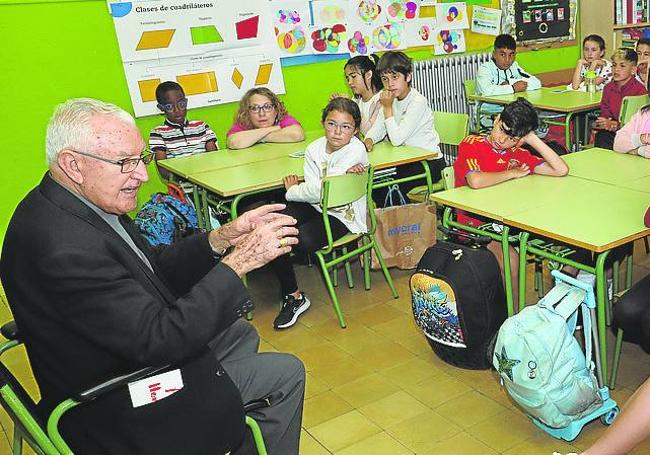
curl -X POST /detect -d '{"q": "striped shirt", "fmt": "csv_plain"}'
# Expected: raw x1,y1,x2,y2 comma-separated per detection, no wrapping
149,119,217,159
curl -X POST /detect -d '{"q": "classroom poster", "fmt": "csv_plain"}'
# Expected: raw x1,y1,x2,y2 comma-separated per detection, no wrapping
404,18,437,48
433,28,466,54
471,5,501,36
270,0,312,57
383,0,419,23
435,2,470,30
108,0,283,117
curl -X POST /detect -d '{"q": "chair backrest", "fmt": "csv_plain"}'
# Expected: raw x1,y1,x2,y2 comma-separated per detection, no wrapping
433,112,469,146
441,166,455,190
321,170,368,209
463,79,476,100
620,94,650,126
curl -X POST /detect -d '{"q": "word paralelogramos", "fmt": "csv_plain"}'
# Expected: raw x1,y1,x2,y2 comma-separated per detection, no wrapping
135,2,214,13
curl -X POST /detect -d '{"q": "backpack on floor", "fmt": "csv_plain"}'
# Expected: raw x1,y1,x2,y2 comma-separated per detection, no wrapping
410,233,507,369
493,278,602,429
135,190,199,246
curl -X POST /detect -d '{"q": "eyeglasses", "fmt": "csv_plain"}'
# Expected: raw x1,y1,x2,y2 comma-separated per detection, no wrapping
324,120,355,134
71,149,154,173
248,103,275,114
157,99,188,112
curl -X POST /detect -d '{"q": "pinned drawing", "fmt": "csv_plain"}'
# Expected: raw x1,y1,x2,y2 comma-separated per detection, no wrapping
176,72,218,95
435,2,470,30
403,18,435,47
356,0,382,24
255,63,273,85
385,1,418,22
138,78,161,102
231,68,244,89
347,29,372,56
276,27,307,54
312,1,348,26
236,15,260,40
136,29,175,50
191,26,224,45
372,23,403,50
434,29,466,55
310,24,347,53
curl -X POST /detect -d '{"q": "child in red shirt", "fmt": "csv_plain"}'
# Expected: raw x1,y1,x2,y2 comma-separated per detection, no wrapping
453,98,569,302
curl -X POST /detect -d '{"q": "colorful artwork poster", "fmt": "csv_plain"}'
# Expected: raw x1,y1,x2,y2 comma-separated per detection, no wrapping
433,28,465,55
270,0,312,57
355,0,384,25
109,0,273,62
382,0,419,23
311,0,349,27
371,22,405,52
124,49,284,117
435,2,469,30
471,6,501,36
404,18,436,48
346,25,374,56
309,23,348,54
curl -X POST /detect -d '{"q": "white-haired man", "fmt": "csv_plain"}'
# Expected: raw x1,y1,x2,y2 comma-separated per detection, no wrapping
1,98,305,454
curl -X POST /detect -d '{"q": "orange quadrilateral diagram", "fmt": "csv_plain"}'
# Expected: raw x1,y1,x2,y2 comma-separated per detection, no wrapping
138,78,162,102
254,64,273,85
176,72,218,95
136,29,176,50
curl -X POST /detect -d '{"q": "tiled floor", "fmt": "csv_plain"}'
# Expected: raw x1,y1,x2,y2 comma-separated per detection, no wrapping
0,242,650,454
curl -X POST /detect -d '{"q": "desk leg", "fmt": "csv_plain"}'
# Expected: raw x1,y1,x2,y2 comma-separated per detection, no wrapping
192,186,205,229
500,227,514,317
518,232,529,314
595,251,610,385
565,112,574,152
421,160,433,194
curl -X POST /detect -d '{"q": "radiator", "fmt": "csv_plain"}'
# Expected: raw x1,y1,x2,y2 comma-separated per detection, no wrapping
412,52,491,164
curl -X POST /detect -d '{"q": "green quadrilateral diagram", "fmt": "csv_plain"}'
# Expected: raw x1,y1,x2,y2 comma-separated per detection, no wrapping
191,25,224,45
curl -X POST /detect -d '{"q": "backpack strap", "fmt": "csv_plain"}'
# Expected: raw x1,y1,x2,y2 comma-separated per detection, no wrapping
538,282,586,321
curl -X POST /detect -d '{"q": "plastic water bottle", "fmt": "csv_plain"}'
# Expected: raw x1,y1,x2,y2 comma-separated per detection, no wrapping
585,70,597,94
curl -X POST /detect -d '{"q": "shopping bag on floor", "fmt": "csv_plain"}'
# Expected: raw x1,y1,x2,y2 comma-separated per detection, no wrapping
370,201,437,270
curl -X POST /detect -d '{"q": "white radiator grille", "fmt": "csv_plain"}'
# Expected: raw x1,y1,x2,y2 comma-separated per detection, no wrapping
413,52,491,114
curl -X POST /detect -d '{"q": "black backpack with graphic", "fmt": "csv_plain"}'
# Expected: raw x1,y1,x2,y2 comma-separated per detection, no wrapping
410,232,506,369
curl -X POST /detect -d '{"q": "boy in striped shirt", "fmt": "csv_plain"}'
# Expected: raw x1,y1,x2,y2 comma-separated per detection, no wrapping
149,81,217,180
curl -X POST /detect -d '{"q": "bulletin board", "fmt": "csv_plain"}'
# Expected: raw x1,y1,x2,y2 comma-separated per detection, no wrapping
501,0,577,48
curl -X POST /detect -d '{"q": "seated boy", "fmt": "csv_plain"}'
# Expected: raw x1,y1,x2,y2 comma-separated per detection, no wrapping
636,38,650,86
149,81,218,180
476,34,542,128
453,98,569,302
594,48,647,149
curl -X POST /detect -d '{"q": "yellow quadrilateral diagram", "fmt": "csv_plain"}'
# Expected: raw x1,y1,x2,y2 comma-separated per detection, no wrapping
254,63,273,86
138,78,161,102
231,68,244,89
176,72,218,95
136,29,176,50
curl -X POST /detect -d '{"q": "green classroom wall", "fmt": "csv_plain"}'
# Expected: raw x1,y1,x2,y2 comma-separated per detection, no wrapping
0,0,579,247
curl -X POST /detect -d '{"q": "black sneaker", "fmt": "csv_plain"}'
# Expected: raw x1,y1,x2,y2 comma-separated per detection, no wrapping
273,293,311,329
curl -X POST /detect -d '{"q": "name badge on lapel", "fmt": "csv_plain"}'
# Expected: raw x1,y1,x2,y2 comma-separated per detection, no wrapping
128,369,184,408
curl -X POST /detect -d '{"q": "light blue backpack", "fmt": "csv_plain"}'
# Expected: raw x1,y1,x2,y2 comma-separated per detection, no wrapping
493,278,603,429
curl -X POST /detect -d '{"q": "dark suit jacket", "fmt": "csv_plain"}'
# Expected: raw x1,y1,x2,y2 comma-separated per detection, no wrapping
1,173,252,454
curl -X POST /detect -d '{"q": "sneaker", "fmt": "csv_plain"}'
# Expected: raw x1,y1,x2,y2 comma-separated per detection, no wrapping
274,293,311,329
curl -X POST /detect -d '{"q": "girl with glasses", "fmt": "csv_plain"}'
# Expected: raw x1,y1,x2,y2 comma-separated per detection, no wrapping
149,81,218,181
266,97,369,329
226,87,305,150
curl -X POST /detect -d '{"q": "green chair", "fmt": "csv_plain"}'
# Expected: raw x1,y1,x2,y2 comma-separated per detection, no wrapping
463,79,479,132
0,321,267,455
315,167,399,328
407,112,469,203
619,94,650,126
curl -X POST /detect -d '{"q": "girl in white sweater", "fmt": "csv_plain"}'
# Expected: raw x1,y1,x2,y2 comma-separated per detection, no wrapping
269,97,370,329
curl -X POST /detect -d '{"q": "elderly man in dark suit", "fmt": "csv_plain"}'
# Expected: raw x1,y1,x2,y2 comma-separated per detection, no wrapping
0,98,305,454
